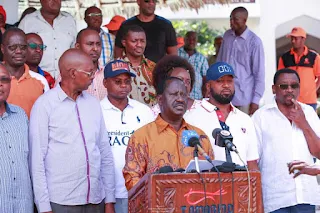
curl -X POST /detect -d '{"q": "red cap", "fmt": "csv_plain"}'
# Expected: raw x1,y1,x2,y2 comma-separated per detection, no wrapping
0,6,6,23
286,27,307,38
104,15,126,31
177,37,184,48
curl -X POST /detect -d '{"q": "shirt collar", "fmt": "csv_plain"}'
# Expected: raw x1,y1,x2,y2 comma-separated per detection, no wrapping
290,45,309,56
5,102,18,114
122,55,150,68
11,64,31,82
101,96,134,111
36,10,66,21
56,83,70,102
264,97,306,112
232,26,250,40
200,98,236,113
155,114,189,134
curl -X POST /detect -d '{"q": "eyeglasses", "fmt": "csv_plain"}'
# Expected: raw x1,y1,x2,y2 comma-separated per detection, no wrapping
277,83,300,90
0,76,11,84
28,43,47,51
144,0,157,3
87,13,102,17
7,44,27,51
76,69,95,78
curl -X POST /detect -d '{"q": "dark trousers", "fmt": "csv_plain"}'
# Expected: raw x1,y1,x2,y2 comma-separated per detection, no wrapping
270,204,315,213
50,201,105,213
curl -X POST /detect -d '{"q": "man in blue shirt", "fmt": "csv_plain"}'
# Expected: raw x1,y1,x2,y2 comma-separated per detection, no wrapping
0,63,33,213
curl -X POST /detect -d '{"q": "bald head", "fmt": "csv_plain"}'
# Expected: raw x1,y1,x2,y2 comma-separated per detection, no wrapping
59,49,93,77
76,28,99,43
231,7,248,18
2,28,26,45
26,33,42,41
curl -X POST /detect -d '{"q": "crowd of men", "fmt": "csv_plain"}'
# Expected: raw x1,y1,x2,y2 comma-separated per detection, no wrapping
1,0,320,213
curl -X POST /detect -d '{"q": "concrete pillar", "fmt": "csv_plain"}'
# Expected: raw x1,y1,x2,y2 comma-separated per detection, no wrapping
0,0,19,25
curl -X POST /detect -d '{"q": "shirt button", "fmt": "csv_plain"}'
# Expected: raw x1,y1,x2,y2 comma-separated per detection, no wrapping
9,146,11,148
12,161,14,164
13,177,16,180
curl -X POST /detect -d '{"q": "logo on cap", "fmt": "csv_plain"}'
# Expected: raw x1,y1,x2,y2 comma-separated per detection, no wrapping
111,61,129,72
218,65,233,74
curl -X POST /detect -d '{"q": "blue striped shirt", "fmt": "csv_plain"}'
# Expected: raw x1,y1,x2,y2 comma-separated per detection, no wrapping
0,103,33,213
178,48,209,100
99,29,114,67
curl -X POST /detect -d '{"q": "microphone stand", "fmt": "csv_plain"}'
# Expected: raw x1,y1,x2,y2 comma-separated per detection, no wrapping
193,146,200,173
225,147,233,163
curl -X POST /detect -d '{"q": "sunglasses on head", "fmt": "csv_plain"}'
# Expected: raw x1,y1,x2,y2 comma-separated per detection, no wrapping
28,43,47,50
277,83,300,90
87,13,102,17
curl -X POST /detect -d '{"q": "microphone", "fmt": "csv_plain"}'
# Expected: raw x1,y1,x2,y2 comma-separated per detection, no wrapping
153,166,174,174
212,128,238,154
182,130,212,163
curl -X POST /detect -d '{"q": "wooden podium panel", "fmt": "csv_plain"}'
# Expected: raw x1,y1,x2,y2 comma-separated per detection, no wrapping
128,172,262,213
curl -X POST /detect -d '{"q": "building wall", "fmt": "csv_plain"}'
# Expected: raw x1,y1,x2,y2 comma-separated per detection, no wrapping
0,0,18,24
259,0,320,104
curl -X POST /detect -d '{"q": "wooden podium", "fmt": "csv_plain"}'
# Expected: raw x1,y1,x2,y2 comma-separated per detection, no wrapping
128,171,262,213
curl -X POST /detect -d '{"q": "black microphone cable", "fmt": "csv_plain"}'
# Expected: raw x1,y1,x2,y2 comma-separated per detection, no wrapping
210,162,223,213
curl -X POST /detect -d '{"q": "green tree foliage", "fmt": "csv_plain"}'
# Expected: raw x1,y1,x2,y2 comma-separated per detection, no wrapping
172,20,225,57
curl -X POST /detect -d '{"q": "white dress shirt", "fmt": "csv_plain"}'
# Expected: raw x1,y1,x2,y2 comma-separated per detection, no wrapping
100,97,154,198
252,99,320,212
29,85,115,212
184,99,259,166
19,11,77,78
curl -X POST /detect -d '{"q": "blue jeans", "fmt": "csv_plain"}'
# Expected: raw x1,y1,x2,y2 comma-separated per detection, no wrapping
271,204,315,213
114,198,128,213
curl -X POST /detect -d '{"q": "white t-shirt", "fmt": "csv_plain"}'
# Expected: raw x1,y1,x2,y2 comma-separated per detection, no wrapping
252,99,320,212
100,97,154,198
184,99,259,166
29,71,50,92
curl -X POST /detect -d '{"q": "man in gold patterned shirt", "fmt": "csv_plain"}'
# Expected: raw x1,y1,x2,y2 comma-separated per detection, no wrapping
120,25,156,106
123,77,214,190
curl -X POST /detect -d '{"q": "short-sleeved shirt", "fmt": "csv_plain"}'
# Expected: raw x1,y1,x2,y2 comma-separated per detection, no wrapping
278,46,320,104
7,65,44,118
101,97,154,199
252,99,320,212
122,115,214,190
115,15,177,62
178,48,209,99
183,99,259,166
19,10,77,78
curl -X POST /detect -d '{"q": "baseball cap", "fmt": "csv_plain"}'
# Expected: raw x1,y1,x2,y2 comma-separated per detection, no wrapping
206,62,235,81
177,37,184,48
104,59,136,79
286,27,307,38
104,15,126,31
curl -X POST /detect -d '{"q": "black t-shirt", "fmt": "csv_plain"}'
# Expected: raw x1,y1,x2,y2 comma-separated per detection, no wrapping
115,15,177,63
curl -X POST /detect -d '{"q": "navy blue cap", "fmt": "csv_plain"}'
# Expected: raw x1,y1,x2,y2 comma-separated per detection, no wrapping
104,59,136,79
206,62,235,81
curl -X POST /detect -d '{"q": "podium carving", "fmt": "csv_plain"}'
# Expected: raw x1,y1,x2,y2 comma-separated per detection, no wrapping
128,171,262,213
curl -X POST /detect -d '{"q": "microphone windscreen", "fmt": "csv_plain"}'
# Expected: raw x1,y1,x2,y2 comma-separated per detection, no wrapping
182,130,199,147
174,168,185,173
212,128,222,139
188,137,200,148
158,166,174,173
